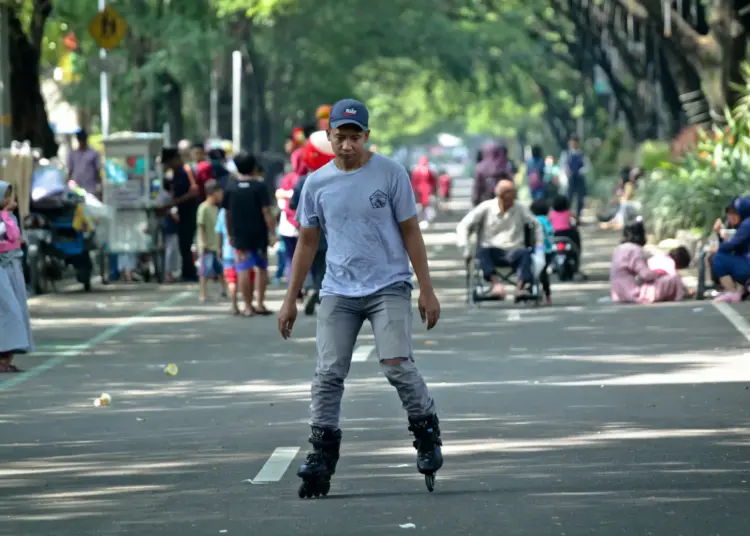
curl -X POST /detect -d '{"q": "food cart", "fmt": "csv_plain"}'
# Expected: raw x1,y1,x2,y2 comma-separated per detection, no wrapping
102,132,167,283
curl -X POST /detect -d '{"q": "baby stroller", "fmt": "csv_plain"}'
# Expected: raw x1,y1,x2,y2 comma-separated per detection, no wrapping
24,164,103,294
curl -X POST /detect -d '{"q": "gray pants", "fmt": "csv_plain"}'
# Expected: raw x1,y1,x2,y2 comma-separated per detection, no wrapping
164,233,181,277
311,281,437,429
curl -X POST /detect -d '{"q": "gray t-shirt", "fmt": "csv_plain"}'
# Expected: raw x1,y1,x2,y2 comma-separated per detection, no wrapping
296,153,417,298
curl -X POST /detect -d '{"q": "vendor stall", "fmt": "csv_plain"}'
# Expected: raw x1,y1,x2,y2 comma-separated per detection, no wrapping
102,132,167,282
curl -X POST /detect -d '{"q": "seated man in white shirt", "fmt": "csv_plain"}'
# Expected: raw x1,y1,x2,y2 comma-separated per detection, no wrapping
457,179,544,299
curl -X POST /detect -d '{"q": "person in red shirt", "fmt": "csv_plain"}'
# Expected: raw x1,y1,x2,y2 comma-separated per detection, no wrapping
411,156,437,222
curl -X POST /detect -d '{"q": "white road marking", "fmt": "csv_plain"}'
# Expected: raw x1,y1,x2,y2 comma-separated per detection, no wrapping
507,311,521,321
245,447,300,484
352,344,375,362
0,291,193,391
713,302,750,343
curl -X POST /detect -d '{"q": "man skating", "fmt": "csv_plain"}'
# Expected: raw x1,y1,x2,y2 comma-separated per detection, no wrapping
277,99,444,497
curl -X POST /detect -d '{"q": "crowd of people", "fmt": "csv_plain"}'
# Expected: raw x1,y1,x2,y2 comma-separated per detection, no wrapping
152,105,338,317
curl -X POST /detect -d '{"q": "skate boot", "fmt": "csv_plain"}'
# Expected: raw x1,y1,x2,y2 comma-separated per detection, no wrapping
408,414,443,492
296,426,342,499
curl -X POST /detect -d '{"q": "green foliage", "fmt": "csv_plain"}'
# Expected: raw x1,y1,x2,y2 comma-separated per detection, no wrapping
639,96,750,239
27,0,590,150
637,140,671,172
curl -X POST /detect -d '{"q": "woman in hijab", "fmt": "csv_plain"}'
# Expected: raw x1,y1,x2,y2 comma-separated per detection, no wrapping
0,181,33,372
610,218,685,303
472,142,515,206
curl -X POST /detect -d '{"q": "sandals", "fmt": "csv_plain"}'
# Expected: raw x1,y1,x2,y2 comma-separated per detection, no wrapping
0,363,22,373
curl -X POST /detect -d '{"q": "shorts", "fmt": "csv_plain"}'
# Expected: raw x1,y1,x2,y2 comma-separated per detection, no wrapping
235,249,268,272
222,260,255,284
199,251,223,277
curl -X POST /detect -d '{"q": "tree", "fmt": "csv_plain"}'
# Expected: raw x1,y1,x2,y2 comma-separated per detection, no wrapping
8,0,57,157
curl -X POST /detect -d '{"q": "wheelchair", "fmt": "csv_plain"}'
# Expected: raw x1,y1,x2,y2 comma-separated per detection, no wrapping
465,221,542,307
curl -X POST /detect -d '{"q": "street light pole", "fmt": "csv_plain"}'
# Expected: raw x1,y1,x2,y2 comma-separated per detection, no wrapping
98,0,110,137
232,50,241,153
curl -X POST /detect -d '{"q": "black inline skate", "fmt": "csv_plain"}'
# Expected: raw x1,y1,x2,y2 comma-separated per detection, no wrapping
408,414,443,492
296,426,342,499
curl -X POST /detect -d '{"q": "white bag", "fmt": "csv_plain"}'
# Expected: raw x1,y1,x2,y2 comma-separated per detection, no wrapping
531,248,546,278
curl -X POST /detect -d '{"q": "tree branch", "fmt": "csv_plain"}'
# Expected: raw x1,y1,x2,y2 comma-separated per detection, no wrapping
30,0,53,54
616,0,719,63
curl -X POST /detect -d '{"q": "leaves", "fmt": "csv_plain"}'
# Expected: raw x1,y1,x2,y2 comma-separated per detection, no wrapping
27,0,595,149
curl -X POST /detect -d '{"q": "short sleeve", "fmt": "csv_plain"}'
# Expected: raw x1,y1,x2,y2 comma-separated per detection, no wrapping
295,180,320,228
389,166,418,222
196,203,207,226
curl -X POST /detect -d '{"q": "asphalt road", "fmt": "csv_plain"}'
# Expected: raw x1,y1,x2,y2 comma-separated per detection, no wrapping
2,215,750,536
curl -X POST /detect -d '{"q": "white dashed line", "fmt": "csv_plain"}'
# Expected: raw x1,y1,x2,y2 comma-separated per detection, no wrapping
245,447,300,484
713,302,750,343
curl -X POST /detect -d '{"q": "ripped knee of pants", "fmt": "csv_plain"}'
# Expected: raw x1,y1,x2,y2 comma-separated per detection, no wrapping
381,357,408,366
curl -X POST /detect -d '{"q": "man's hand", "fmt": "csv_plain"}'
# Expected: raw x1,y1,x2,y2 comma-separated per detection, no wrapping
713,217,724,233
418,286,440,330
278,298,298,339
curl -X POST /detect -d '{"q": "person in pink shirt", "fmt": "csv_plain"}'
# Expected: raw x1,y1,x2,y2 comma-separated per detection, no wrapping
610,220,685,303
549,195,581,253
647,246,691,277
0,181,33,372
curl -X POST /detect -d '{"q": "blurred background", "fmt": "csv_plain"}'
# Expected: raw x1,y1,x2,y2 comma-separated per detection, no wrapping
3,0,750,235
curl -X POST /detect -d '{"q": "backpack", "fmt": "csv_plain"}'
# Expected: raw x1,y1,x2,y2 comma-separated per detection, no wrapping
527,160,544,191
567,152,584,177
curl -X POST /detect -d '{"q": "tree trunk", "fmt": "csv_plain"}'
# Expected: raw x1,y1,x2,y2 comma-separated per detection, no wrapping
7,5,57,157
620,0,748,118
162,74,184,141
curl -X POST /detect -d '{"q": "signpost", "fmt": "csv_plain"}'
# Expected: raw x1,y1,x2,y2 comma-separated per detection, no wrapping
88,5,128,50
88,2,128,138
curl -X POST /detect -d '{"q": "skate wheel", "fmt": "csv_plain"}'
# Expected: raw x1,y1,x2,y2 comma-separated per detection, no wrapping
320,481,331,496
425,473,435,492
297,484,307,499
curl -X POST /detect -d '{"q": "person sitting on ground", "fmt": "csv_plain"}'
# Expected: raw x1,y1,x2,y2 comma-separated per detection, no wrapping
648,246,691,276
704,200,741,292
601,167,643,229
711,196,750,302
610,218,685,303
457,178,544,300
530,198,555,305
549,194,582,254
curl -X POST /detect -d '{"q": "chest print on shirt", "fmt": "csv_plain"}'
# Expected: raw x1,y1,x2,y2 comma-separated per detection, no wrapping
369,189,388,209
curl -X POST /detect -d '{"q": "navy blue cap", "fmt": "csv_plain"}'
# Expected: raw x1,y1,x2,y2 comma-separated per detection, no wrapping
329,99,369,130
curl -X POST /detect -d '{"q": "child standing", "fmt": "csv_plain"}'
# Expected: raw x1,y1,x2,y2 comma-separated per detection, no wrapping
0,181,33,372
215,206,256,315
196,180,225,302
549,195,582,254
530,198,555,304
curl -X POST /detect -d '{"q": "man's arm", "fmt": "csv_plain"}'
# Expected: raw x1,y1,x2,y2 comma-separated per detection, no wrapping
719,220,750,253
390,166,434,292
287,227,320,298
456,204,485,252
399,216,433,292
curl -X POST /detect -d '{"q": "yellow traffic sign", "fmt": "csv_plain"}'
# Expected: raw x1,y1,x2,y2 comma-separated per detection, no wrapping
88,5,128,50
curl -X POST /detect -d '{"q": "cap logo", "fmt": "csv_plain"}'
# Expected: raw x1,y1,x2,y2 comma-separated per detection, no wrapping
344,108,357,116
